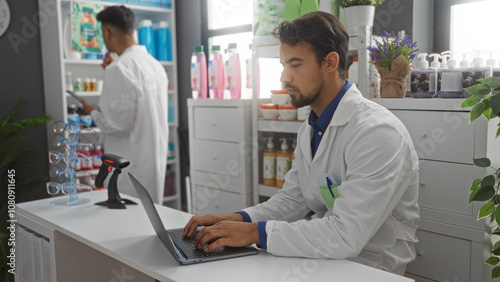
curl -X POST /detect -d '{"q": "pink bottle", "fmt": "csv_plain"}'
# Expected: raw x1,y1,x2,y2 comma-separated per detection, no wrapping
225,43,241,99
190,45,207,99
208,45,225,99
93,145,104,169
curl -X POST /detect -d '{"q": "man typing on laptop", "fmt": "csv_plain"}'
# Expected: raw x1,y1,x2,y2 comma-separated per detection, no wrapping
183,11,419,276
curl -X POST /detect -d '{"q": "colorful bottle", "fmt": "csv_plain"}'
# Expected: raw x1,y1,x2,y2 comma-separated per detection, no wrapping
262,137,276,186
156,21,172,61
138,19,156,58
283,0,301,21
245,44,259,99
276,138,292,188
300,0,319,16
208,45,225,99
225,43,241,99
190,45,208,99
92,145,103,169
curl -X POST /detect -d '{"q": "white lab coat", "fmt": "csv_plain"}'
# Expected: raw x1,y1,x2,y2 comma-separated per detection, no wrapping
243,85,419,275
91,45,169,204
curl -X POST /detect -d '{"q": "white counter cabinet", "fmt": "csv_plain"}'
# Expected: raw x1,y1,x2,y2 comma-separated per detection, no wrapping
187,99,253,215
373,98,500,282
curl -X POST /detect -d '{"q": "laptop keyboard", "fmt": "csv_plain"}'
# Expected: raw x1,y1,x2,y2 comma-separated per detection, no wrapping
168,229,226,259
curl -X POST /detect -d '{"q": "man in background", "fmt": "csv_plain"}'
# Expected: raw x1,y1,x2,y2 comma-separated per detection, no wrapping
79,5,169,204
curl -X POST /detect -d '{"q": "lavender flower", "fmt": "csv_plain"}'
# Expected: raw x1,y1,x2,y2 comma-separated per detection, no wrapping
367,31,418,71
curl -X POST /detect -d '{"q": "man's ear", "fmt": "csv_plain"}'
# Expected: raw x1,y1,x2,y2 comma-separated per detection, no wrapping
103,26,113,40
325,51,339,73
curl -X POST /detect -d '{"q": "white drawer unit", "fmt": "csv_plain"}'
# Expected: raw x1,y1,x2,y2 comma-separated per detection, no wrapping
188,99,253,215
373,98,500,282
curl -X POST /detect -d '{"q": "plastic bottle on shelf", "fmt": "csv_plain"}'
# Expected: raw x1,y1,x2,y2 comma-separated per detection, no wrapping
262,137,276,186
276,138,292,188
190,45,207,99
168,94,175,123
65,72,73,91
74,77,82,92
370,60,380,98
92,145,103,169
486,51,500,77
300,0,319,16
245,44,253,99
462,51,493,97
225,43,241,99
291,138,297,162
67,104,79,124
168,138,175,160
409,53,437,98
348,55,358,87
283,0,301,21
437,52,463,98
429,53,441,96
156,21,172,61
81,145,93,171
208,45,225,99
138,19,156,58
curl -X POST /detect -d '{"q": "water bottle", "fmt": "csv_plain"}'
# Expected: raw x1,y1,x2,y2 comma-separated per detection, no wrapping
191,45,207,99
156,21,172,61
208,45,225,99
225,43,241,99
138,19,156,58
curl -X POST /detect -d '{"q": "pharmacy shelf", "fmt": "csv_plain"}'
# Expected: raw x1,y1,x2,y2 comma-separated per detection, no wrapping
76,169,99,178
257,119,303,133
166,158,177,165
41,0,181,210
61,0,173,13
259,184,281,198
66,91,101,98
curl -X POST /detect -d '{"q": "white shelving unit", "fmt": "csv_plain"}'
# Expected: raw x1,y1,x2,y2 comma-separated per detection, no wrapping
39,0,181,209
251,26,373,205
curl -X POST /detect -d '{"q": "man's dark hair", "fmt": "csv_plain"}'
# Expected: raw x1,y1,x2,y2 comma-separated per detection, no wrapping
96,5,135,34
272,11,349,79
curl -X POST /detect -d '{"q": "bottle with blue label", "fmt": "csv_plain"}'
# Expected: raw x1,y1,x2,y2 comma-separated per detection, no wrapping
67,104,79,124
156,21,172,61
138,19,156,58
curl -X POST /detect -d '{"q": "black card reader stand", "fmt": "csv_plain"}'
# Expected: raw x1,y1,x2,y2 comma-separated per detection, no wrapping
94,154,137,209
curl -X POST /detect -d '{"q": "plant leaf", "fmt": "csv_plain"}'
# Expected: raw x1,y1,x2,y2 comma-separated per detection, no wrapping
479,77,500,90
474,158,492,167
495,205,500,226
469,186,495,203
470,102,486,123
494,228,500,236
490,95,500,116
479,202,495,220
497,126,500,139
485,256,500,265
483,107,493,121
470,178,482,192
460,95,481,108
493,266,500,279
465,82,492,96
482,175,496,188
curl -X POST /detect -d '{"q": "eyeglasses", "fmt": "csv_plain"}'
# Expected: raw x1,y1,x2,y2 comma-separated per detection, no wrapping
46,182,93,195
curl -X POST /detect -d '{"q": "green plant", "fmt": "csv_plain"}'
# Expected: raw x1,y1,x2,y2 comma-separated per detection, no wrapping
0,99,52,282
367,31,419,71
335,0,385,8
460,76,500,279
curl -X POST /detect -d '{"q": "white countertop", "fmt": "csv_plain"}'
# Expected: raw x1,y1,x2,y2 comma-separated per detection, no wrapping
17,190,413,282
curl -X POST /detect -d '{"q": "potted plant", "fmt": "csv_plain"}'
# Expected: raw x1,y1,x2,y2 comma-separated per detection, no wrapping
459,76,500,279
335,0,385,36
367,31,418,98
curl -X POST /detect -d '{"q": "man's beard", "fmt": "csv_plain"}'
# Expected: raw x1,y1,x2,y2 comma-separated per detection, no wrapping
286,73,325,109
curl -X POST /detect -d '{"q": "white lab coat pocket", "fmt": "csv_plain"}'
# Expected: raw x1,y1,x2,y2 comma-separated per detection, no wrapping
316,173,339,209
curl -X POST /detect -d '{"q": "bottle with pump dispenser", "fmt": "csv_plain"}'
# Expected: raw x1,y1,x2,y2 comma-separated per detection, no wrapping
138,19,156,58
276,138,292,188
410,53,437,98
208,45,225,99
263,137,276,186
486,52,500,77
225,43,242,99
437,52,463,98
190,45,207,99
462,51,493,98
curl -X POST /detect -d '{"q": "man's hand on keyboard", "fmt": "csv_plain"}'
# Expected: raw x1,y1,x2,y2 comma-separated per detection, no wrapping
183,213,244,238
194,221,259,252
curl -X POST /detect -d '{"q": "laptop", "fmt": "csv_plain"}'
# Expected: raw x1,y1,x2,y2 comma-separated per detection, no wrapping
128,173,258,265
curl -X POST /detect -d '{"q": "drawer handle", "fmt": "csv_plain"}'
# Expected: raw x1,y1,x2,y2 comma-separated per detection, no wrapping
417,251,424,256
421,133,427,138
214,203,220,208
212,154,218,160
419,181,426,187
211,121,218,126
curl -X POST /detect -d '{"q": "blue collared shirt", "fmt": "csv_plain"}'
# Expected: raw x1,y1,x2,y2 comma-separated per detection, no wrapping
236,81,352,250
309,81,351,158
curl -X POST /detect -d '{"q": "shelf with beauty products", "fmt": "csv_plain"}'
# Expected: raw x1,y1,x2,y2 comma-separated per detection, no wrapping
41,0,181,210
